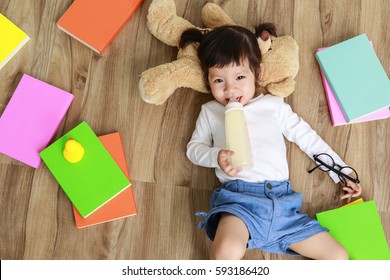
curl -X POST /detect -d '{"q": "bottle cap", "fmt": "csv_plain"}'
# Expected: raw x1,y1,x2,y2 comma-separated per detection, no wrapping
225,98,243,111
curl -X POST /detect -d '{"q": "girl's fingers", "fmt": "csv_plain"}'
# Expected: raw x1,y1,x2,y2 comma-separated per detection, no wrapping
342,187,353,194
352,192,361,197
223,164,242,177
343,185,362,196
218,149,242,177
340,193,352,202
223,164,233,173
353,184,362,195
349,183,361,192
220,149,235,159
340,180,362,203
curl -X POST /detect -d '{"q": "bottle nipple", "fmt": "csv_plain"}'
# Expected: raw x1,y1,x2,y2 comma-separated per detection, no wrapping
63,138,84,163
225,97,243,110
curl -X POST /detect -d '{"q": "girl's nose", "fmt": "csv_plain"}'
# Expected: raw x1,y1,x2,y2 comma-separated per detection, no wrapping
224,82,235,97
225,92,235,99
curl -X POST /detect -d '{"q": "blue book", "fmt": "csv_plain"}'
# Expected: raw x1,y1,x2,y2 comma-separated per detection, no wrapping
315,34,390,122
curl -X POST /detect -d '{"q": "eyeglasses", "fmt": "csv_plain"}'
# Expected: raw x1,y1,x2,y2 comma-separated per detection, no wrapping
307,153,360,184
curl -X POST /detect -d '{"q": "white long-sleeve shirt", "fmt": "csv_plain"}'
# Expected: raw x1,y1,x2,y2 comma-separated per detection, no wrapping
186,94,347,184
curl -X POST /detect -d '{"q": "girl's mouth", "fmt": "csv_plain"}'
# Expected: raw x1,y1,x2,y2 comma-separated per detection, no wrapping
226,96,242,103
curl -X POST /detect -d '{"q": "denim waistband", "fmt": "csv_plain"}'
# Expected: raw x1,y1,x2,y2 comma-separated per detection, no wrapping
222,179,291,193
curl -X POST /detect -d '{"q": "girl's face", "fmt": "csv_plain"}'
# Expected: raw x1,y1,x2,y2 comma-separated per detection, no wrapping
208,58,259,106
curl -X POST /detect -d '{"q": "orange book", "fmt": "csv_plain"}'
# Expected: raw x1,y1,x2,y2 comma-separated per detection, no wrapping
73,132,137,228
56,0,144,53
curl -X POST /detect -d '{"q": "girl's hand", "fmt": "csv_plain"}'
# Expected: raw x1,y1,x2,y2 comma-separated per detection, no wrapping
339,178,362,203
218,149,242,177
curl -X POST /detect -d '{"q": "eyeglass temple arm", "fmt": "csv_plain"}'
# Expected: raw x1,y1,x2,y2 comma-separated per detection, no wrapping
337,172,360,184
307,165,321,173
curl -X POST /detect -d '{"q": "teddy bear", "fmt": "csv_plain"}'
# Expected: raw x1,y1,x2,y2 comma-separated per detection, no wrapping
139,0,299,105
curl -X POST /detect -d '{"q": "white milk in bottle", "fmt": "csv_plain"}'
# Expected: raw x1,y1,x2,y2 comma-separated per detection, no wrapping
225,98,253,171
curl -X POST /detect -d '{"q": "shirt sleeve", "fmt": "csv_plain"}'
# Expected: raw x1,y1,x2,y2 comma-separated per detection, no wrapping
278,101,347,183
186,107,221,168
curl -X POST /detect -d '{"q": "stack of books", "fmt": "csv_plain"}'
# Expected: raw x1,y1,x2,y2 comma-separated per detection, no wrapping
40,122,137,228
73,132,137,229
316,199,390,260
315,34,390,126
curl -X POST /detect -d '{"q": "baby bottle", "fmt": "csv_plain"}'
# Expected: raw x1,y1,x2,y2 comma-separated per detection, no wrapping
224,98,253,171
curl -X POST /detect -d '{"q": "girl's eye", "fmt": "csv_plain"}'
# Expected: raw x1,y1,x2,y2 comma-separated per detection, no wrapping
214,79,223,83
237,75,245,80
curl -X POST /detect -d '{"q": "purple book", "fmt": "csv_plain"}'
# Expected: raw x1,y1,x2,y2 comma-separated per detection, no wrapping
0,74,73,168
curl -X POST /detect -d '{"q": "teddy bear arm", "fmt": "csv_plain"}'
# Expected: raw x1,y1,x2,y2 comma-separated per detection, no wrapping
139,58,208,105
266,77,296,98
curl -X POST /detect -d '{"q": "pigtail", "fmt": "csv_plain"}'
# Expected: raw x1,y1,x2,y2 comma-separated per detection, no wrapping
254,22,277,39
179,28,204,49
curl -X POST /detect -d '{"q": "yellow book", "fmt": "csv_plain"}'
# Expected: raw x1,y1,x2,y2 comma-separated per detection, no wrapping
0,13,30,70
342,197,364,207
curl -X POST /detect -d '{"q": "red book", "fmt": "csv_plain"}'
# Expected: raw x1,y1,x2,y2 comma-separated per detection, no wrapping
57,0,144,53
73,132,137,228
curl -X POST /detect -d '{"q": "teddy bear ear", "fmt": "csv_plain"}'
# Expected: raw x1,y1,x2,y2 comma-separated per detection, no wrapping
257,32,272,55
260,30,270,41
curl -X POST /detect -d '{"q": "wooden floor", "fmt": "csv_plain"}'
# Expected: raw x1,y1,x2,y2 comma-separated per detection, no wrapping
0,0,389,260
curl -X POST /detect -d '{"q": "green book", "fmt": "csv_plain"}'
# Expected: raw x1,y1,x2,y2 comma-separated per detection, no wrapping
316,200,390,260
40,121,130,218
315,34,390,122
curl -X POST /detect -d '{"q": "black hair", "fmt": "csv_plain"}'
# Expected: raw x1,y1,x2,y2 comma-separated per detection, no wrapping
179,25,262,87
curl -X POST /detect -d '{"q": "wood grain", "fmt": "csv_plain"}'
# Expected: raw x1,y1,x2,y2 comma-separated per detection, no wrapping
0,0,389,260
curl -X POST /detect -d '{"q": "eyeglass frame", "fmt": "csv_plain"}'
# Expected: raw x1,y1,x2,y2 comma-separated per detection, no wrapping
307,153,360,184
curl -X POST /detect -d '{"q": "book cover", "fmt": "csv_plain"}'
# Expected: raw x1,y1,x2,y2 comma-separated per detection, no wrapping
316,200,390,260
0,74,73,168
73,132,137,228
317,46,390,126
56,0,144,53
40,122,131,218
341,198,364,208
0,13,30,70
315,34,390,122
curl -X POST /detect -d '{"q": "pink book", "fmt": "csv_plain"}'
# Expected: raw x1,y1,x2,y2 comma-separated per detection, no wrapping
0,74,73,168
317,47,390,126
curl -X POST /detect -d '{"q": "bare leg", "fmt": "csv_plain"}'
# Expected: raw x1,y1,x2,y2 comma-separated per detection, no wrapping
211,213,249,260
288,231,349,260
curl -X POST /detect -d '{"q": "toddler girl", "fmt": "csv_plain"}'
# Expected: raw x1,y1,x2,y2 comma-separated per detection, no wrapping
180,24,362,260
